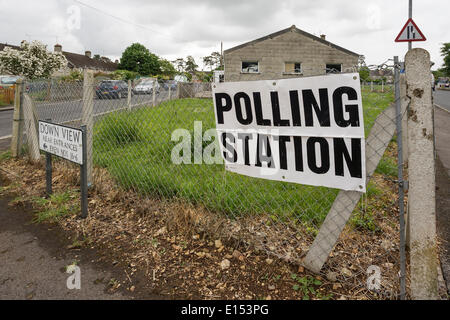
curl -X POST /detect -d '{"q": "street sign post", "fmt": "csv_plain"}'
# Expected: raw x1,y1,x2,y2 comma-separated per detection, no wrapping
395,18,426,43
38,120,88,218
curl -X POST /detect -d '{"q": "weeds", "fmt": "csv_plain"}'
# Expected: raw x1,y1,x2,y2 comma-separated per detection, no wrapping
31,191,79,223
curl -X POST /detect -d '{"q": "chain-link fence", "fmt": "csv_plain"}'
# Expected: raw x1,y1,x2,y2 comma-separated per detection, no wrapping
18,68,408,299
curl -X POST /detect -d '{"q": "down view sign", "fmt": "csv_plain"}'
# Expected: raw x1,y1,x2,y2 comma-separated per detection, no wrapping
212,73,366,192
39,121,83,165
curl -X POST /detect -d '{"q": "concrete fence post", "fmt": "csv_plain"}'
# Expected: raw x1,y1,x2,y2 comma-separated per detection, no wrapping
168,85,171,100
405,48,439,299
382,80,384,93
371,81,373,92
11,79,24,157
127,80,132,111
82,69,94,186
22,93,40,162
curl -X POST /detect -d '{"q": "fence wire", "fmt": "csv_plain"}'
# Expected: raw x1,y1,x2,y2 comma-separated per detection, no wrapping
22,71,407,299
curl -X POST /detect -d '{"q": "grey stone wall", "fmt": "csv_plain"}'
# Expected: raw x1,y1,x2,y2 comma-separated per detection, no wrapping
224,29,359,82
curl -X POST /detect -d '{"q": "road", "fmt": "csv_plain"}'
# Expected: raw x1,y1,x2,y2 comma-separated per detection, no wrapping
0,90,170,138
434,89,450,112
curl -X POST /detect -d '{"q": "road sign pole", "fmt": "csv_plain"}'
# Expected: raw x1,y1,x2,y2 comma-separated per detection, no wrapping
80,125,88,219
45,119,52,197
408,0,412,51
45,152,52,196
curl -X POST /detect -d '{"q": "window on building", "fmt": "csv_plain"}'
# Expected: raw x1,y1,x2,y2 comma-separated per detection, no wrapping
284,62,302,74
242,61,259,73
326,64,342,74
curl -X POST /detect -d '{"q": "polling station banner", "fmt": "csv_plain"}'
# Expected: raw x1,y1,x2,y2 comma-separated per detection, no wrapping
212,73,366,192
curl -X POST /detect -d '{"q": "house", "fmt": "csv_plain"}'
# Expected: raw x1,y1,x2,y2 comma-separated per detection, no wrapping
53,44,117,74
369,69,394,84
0,42,118,75
223,25,360,82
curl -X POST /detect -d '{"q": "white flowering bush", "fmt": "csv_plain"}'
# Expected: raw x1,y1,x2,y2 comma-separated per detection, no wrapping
0,41,67,80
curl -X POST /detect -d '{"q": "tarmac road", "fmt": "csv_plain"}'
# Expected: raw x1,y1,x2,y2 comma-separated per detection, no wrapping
0,90,170,138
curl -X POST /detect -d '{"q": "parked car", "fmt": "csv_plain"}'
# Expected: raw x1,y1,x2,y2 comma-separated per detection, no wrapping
96,80,129,99
162,80,178,91
133,78,160,95
0,75,21,89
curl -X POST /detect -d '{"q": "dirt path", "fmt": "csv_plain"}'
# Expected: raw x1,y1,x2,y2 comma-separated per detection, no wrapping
434,106,450,293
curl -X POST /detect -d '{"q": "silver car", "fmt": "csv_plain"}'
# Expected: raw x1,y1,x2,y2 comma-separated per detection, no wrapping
133,78,160,95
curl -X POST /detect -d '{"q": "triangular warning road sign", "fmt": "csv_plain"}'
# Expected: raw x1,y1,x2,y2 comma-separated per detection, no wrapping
395,18,426,42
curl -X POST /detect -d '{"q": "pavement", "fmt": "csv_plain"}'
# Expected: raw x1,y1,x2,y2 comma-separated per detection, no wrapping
0,193,128,300
434,89,450,112
434,102,450,293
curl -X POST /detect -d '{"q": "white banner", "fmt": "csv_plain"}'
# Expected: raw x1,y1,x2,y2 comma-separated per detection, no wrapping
212,73,366,192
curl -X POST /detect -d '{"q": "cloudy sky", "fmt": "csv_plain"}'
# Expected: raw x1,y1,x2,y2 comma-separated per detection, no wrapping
1,0,449,69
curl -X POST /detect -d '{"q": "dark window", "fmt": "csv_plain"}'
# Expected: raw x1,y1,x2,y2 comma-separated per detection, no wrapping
326,64,342,74
242,61,259,73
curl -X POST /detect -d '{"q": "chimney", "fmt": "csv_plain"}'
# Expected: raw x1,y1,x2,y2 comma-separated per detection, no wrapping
85,50,92,58
54,44,62,53
114,59,119,64
320,34,326,40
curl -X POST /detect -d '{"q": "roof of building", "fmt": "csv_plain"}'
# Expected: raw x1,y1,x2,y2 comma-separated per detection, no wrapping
0,43,118,72
62,51,117,71
224,25,360,57
369,69,394,77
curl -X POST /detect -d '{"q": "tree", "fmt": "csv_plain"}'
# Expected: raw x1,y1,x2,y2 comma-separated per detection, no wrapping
159,59,177,78
440,43,450,76
118,43,160,76
210,51,223,70
173,58,185,73
0,40,67,80
203,55,214,71
185,56,198,74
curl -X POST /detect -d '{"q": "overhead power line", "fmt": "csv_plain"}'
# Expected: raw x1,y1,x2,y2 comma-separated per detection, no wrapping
71,0,174,40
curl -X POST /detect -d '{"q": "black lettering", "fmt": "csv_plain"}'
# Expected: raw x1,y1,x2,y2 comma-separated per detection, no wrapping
307,137,330,174
271,92,290,127
221,132,237,163
333,86,360,127
255,134,274,168
253,92,271,126
237,133,253,166
234,92,253,125
289,90,301,126
214,93,232,124
302,89,330,127
276,136,291,170
293,136,304,172
333,138,362,178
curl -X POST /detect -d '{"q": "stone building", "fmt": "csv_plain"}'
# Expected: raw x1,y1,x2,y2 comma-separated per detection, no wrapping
224,25,360,82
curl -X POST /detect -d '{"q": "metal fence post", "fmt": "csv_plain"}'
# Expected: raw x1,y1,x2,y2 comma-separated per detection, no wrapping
80,125,88,219
152,81,156,106
405,48,439,299
394,56,406,300
11,79,24,157
82,69,94,186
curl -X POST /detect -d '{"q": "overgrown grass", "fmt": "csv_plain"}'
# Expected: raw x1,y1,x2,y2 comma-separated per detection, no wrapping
32,191,79,223
93,89,394,228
